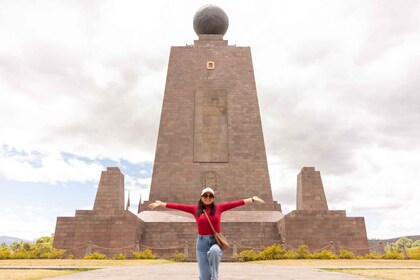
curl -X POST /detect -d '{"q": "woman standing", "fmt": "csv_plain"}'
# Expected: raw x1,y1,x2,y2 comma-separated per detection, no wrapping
148,187,265,280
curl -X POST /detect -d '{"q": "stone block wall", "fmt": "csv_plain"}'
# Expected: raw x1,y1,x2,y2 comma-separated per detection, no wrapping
138,210,284,260
53,210,141,258
147,35,279,210
139,220,282,260
278,210,369,255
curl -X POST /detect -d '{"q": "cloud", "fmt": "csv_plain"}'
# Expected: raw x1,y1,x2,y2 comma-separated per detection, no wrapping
0,146,104,183
0,205,58,241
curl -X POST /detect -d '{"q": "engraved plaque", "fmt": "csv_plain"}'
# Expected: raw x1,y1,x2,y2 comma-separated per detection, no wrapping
194,88,228,162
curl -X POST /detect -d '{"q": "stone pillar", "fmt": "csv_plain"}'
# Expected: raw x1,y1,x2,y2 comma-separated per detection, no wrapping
93,167,124,213
297,167,328,210
85,241,92,256
184,241,189,260
233,241,238,257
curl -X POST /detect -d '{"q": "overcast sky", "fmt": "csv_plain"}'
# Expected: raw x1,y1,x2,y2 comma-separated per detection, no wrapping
1,0,419,242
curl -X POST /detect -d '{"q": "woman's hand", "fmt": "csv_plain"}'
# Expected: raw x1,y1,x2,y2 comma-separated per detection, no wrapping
244,196,265,204
252,196,265,204
148,200,167,209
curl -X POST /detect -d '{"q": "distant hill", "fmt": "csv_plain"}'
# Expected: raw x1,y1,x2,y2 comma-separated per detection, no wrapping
369,235,420,244
368,235,420,253
0,236,32,246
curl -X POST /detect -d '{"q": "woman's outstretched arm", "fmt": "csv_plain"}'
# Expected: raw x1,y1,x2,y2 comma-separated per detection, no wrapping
243,196,265,204
148,200,167,209
220,196,265,212
148,200,196,215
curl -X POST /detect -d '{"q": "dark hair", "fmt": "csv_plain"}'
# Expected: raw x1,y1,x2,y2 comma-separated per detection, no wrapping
196,199,216,217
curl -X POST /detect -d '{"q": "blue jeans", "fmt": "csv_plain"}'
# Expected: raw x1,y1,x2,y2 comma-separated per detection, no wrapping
196,235,222,280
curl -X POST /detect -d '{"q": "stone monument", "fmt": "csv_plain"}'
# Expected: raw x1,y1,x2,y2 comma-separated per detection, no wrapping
139,4,283,259
53,167,141,257
53,4,369,259
278,167,369,255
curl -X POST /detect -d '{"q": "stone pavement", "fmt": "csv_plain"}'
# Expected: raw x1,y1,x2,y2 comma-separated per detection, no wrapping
45,262,371,280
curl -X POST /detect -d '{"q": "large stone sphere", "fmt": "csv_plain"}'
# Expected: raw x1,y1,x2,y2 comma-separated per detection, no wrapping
193,4,229,36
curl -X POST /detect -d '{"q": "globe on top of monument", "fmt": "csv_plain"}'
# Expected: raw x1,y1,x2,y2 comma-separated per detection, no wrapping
193,4,229,36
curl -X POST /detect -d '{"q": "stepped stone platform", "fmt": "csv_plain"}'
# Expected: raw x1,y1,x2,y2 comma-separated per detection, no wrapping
278,167,369,255
53,168,142,258
138,211,284,260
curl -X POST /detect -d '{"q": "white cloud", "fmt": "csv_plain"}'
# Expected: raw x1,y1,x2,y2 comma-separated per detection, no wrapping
0,147,104,183
125,175,152,202
0,205,57,241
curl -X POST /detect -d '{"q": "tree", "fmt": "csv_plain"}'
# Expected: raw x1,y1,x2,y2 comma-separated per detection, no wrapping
395,237,413,250
412,240,420,248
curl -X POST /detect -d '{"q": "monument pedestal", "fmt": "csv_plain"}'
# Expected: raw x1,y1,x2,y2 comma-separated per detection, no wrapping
53,168,142,258
138,210,284,260
277,167,369,255
278,210,369,255
54,209,141,258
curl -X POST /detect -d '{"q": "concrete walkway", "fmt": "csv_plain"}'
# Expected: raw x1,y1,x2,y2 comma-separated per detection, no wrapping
44,262,371,280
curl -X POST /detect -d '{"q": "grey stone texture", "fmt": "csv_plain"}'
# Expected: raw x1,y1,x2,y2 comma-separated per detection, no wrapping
193,4,229,36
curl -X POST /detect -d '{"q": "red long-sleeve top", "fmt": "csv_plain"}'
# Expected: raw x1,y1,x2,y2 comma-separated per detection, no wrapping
166,200,245,235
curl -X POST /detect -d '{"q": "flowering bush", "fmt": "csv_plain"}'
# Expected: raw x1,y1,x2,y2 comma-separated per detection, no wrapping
132,248,157,259
312,249,337,259
258,244,284,260
83,252,107,259
339,249,356,259
237,249,258,262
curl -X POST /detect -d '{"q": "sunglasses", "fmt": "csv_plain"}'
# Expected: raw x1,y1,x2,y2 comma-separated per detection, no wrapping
201,193,214,199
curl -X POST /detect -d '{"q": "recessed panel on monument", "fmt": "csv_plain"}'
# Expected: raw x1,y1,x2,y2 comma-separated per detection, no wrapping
194,88,228,163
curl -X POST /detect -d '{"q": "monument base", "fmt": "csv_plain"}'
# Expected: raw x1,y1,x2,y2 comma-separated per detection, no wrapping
138,210,284,260
278,210,369,255
53,210,141,258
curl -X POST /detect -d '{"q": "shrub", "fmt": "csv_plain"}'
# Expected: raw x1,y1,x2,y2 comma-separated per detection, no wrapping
312,249,337,259
257,244,284,260
132,249,157,259
237,249,258,262
0,245,11,259
364,252,382,259
46,248,66,259
339,249,356,259
296,245,312,259
172,252,186,262
12,250,30,259
84,252,107,260
67,253,75,259
283,250,297,259
407,247,420,260
383,250,403,260
111,253,127,260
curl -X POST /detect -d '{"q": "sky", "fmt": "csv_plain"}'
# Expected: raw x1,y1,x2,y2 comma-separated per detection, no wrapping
1,0,419,242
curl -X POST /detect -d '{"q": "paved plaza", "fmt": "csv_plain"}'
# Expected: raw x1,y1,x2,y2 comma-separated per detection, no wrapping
42,262,371,280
